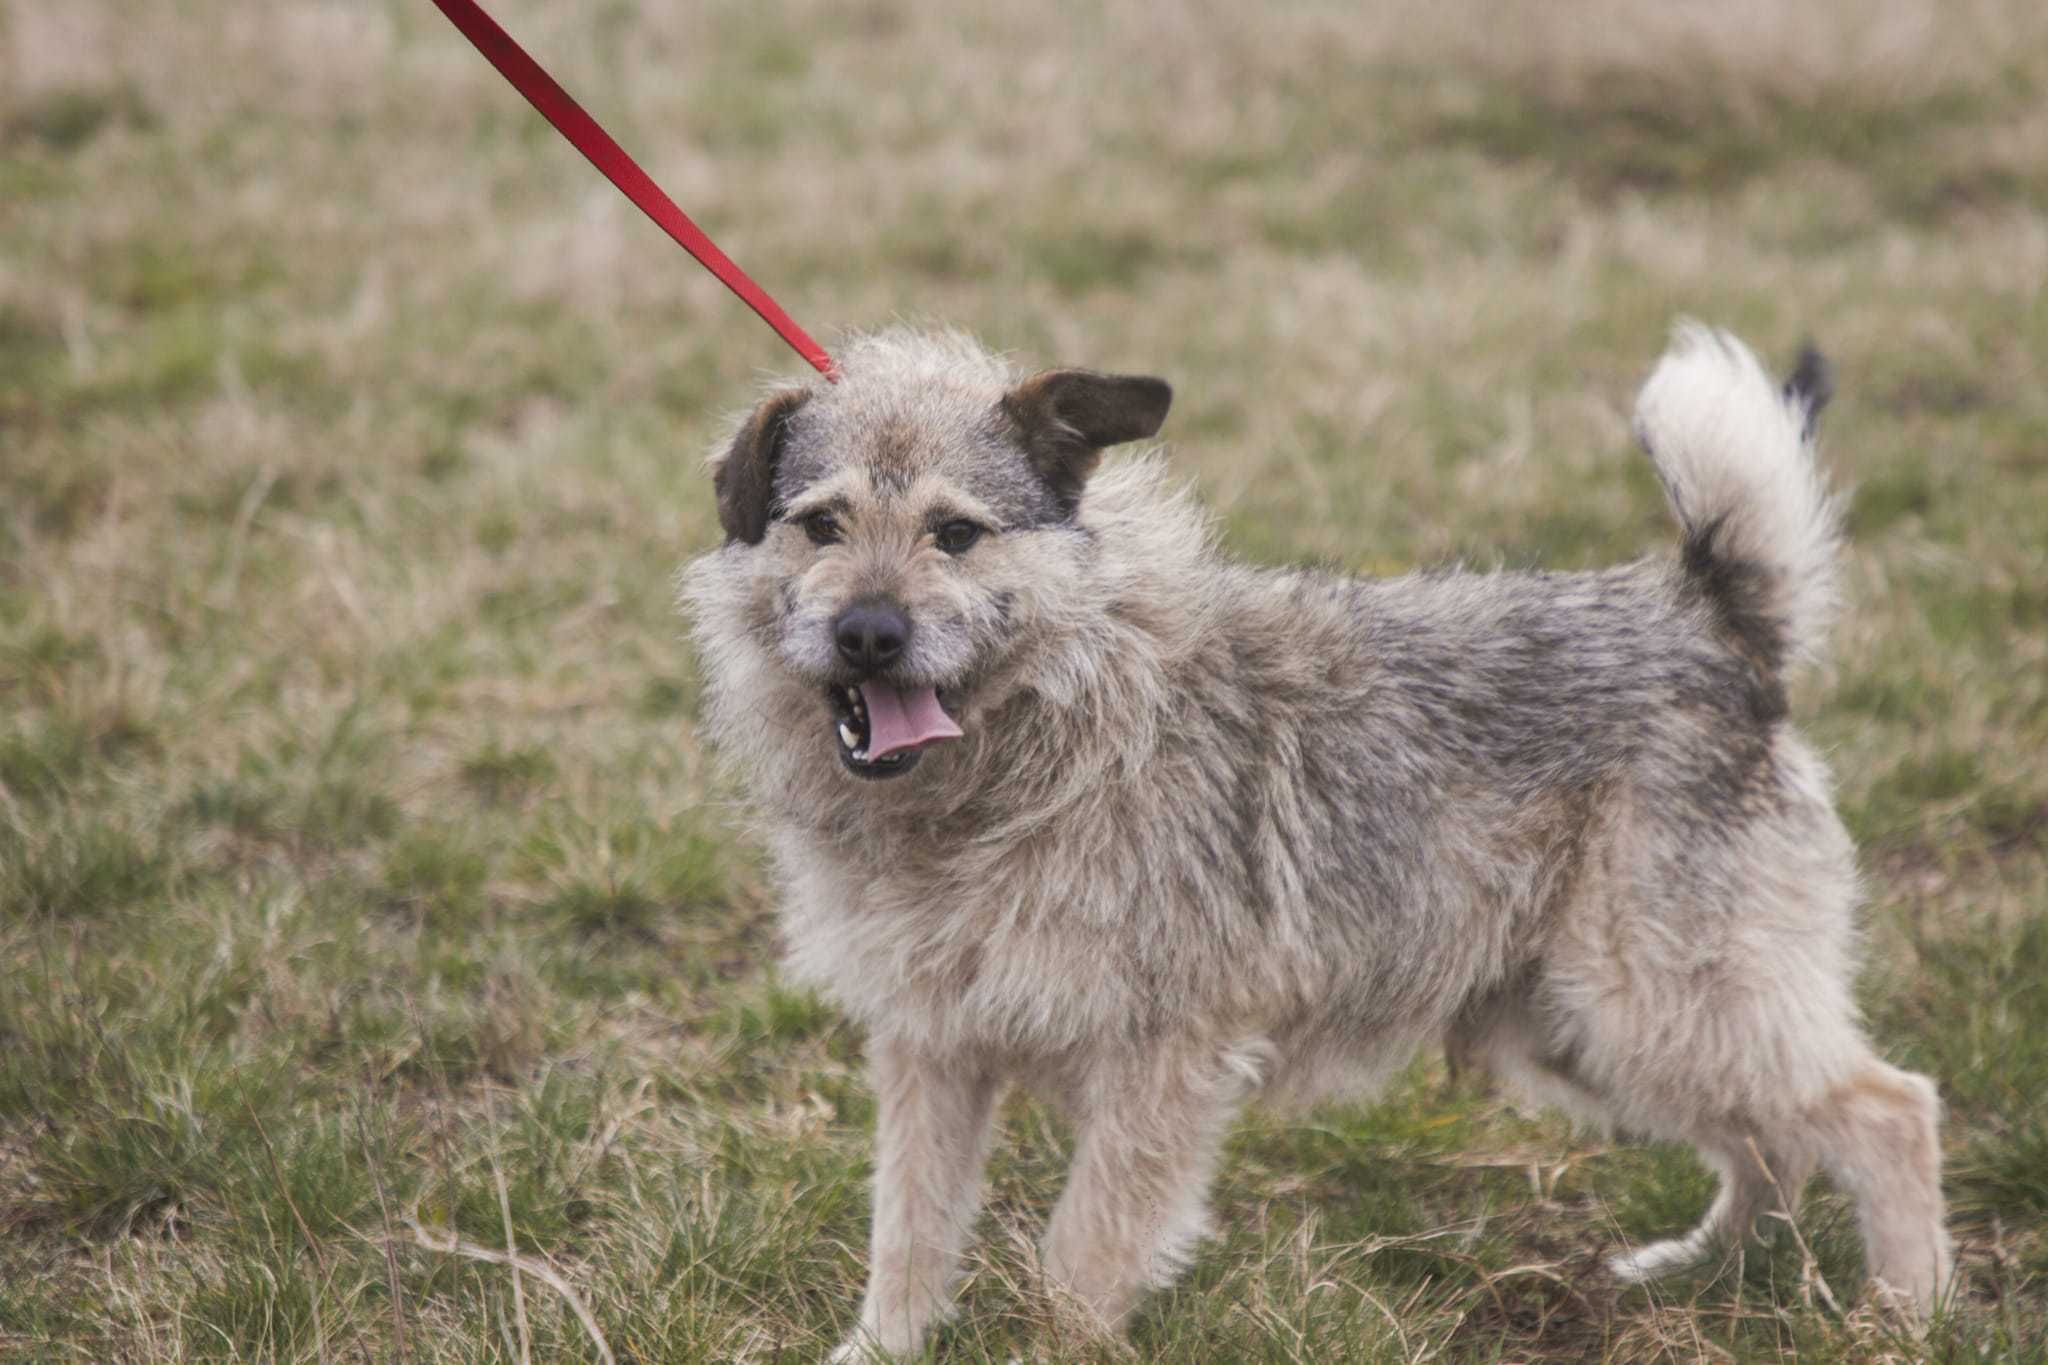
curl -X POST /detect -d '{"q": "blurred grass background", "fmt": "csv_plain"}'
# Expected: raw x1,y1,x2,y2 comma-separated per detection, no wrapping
3,0,2045,1359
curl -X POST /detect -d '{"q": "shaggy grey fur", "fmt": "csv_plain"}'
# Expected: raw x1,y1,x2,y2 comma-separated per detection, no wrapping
681,324,1949,1359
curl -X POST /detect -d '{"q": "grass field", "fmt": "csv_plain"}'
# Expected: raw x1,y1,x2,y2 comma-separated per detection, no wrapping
4,0,2047,1359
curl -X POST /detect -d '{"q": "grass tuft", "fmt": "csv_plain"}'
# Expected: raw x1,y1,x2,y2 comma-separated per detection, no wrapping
3,83,154,153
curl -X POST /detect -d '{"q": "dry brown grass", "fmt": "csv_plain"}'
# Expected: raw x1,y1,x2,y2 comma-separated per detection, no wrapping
3,0,2045,1358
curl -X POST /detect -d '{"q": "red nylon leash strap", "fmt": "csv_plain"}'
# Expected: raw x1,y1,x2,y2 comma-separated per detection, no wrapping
428,0,837,380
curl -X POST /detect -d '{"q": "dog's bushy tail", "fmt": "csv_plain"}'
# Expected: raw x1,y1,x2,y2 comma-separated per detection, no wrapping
1634,321,1843,677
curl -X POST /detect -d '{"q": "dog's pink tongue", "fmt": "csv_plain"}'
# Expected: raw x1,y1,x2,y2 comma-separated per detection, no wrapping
859,682,963,760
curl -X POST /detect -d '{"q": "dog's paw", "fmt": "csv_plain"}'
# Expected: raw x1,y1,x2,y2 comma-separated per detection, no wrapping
1606,1237,1709,1284
1863,1275,1934,1329
825,1340,884,1364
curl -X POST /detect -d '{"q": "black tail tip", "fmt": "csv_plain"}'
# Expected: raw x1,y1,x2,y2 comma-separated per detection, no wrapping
1783,342,1834,439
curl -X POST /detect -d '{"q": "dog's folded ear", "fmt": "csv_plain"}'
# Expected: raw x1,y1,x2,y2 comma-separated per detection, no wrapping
1003,369,1172,516
714,388,809,544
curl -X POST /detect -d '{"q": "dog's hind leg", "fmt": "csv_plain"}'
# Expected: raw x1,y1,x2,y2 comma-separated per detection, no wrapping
1559,734,1950,1312
1448,984,1814,1283
1444,977,1613,1127
1607,1135,1815,1283
1607,1061,1949,1314
1807,1059,1950,1310
1038,1037,1268,1333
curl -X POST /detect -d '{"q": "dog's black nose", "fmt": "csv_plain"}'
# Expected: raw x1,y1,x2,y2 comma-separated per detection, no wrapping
833,600,910,673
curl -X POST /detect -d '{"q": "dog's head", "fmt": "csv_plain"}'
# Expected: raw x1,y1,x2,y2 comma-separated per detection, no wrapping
686,331,1170,784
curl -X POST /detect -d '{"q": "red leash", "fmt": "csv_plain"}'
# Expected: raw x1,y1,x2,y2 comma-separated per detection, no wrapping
428,0,837,380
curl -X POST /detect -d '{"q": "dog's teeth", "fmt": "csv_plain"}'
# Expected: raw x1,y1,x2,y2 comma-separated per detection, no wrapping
838,723,859,749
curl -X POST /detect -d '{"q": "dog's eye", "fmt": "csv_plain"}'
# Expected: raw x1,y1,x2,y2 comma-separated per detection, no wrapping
934,520,984,555
801,510,844,546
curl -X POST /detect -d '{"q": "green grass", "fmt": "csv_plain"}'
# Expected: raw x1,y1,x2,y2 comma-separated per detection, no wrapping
3,0,2046,1358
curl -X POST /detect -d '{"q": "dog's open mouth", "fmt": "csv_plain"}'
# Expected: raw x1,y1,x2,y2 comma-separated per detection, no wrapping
828,682,963,780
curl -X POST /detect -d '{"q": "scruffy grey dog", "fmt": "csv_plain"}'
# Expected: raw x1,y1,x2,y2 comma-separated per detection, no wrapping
681,323,1949,1358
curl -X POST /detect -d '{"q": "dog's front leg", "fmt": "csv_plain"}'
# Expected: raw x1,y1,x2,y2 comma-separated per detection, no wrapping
832,1036,1000,1362
1038,1040,1254,1334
